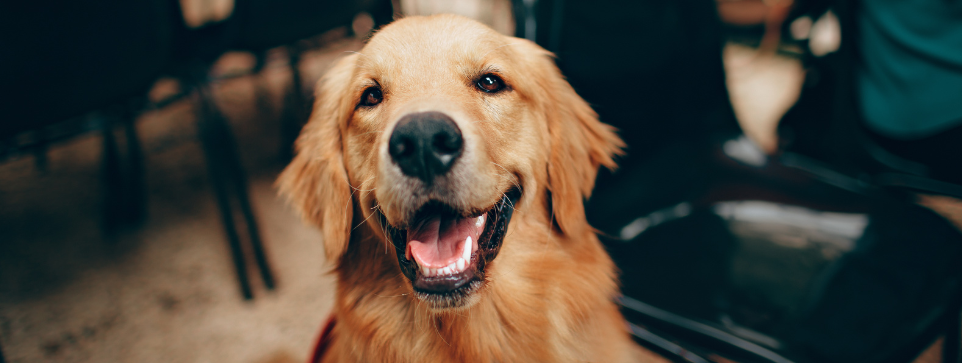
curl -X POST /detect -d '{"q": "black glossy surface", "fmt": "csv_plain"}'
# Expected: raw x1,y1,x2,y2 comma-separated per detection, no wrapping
1,0,172,135
389,112,464,184
591,133,962,363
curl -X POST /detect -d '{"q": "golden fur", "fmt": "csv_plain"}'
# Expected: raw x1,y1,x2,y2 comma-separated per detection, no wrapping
279,14,663,363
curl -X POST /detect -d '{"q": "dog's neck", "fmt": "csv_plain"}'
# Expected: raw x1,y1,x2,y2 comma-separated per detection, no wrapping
324,206,629,363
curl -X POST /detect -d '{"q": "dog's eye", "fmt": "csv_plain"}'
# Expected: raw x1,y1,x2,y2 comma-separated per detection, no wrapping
359,87,383,107
476,74,505,93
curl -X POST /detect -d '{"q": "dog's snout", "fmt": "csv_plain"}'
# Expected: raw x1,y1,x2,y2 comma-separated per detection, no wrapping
389,112,464,183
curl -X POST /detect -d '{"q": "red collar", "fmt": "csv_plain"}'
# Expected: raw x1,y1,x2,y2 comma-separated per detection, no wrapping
309,316,336,363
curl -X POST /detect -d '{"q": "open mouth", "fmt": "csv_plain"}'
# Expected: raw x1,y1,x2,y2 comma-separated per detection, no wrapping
382,188,521,309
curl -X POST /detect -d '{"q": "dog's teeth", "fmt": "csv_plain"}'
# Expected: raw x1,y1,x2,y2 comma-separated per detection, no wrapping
476,215,485,228
428,268,436,277
463,236,472,261
456,258,466,271
421,265,429,276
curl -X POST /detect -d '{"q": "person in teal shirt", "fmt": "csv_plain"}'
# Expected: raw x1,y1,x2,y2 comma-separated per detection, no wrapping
856,0,962,183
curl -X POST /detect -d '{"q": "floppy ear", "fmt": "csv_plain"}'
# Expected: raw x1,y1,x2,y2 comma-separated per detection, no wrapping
277,54,359,263
517,39,625,237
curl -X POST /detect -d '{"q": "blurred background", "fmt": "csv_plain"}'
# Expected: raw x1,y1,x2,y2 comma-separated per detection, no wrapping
0,0,960,362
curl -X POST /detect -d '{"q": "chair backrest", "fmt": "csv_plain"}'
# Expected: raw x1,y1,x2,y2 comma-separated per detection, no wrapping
233,0,380,51
606,134,962,363
0,0,173,137
515,0,741,161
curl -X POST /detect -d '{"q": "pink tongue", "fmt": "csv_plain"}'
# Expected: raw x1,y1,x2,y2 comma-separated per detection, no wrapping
407,214,480,268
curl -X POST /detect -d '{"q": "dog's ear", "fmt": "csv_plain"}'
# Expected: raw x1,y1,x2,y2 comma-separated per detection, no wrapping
277,54,359,263
517,39,625,237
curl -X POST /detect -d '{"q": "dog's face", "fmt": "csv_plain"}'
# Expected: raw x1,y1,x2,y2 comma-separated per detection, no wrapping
279,15,622,311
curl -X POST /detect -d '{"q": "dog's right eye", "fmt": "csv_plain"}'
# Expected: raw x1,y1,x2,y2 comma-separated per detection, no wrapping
476,74,506,93
359,87,383,107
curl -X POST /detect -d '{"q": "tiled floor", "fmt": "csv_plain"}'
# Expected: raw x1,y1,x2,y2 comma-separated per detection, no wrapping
1,12,959,363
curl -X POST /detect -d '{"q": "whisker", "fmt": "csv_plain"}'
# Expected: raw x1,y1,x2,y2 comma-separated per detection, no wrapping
482,163,529,280
373,204,394,255
415,297,428,331
374,293,409,298
351,185,377,192
490,162,523,210
501,190,517,211
351,176,377,191
432,314,450,346
353,206,379,231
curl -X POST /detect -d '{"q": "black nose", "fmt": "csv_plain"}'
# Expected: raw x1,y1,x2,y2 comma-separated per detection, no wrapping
389,112,464,184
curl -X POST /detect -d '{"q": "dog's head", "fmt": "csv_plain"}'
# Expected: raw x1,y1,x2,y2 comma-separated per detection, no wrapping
279,14,622,310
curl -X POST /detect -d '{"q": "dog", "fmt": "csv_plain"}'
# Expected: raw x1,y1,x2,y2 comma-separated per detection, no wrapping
279,14,663,363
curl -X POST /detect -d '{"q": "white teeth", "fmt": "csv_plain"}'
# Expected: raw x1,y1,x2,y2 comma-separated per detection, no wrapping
418,236,476,277
422,257,470,277
476,215,485,228
463,236,472,261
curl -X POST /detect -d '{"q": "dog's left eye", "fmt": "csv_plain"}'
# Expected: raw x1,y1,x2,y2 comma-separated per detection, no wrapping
476,74,506,93
359,87,383,107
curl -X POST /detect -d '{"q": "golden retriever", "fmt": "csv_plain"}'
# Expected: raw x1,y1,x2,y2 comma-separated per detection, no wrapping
279,14,664,363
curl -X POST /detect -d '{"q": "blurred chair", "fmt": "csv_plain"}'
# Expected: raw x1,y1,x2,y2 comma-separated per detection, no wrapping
517,1,962,362
0,0,174,228
165,0,394,299
1,0,394,300
233,0,395,160
604,132,962,363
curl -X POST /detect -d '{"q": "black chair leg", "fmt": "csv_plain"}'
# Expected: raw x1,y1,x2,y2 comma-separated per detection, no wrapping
945,308,961,363
101,107,148,231
279,45,307,161
252,52,277,121
121,108,146,225
194,84,254,300
191,73,274,299
216,71,276,289
102,115,125,231
227,156,275,290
